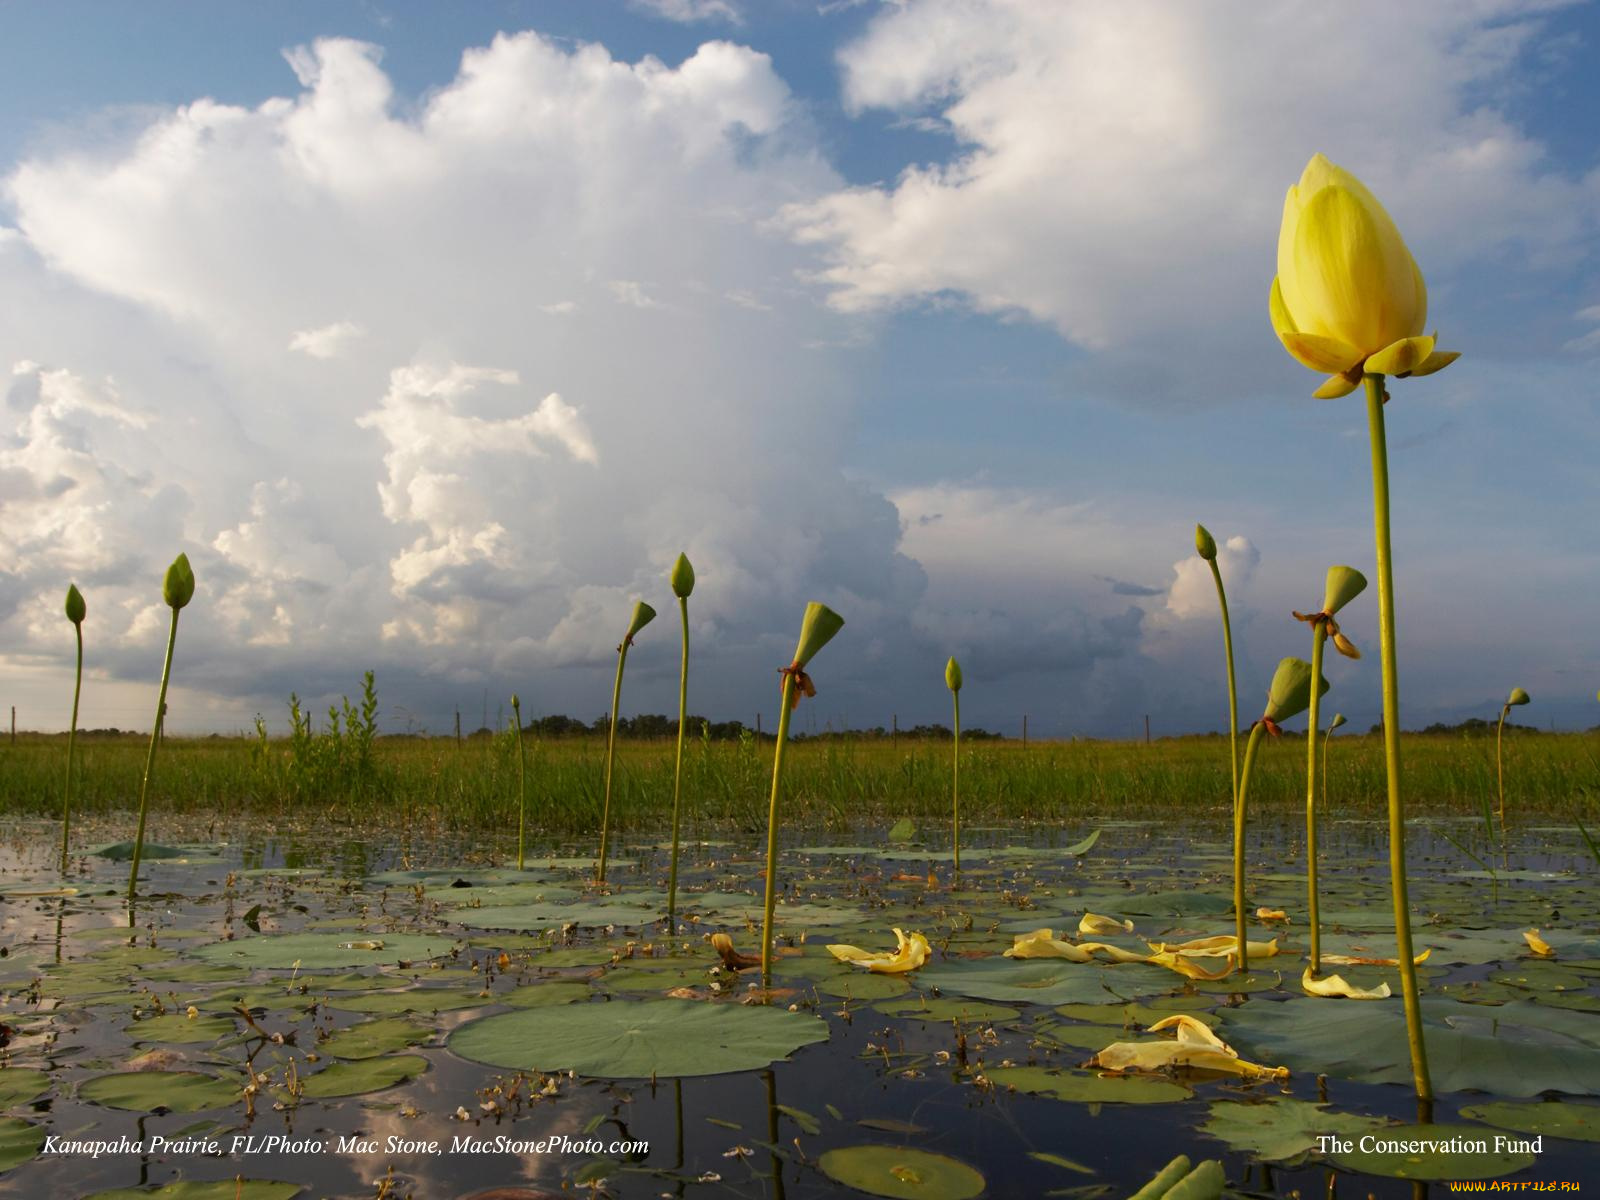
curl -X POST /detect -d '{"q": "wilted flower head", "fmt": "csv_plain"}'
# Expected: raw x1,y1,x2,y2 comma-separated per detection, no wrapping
1271,154,1458,398
1506,687,1530,708
791,602,844,670
163,554,195,610
1329,713,1348,731
1195,524,1218,562
945,657,963,693
670,553,695,599
1262,657,1330,727
65,583,86,626
622,601,656,646
1294,565,1367,659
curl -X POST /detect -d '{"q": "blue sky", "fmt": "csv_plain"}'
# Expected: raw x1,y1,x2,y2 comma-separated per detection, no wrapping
1,0,1597,739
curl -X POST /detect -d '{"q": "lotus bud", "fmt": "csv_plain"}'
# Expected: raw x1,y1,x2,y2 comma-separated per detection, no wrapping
1195,524,1217,562
511,693,521,711
163,553,195,610
1506,687,1530,707
65,583,86,626
670,553,695,599
623,601,656,644
1262,656,1330,724
791,602,844,669
1329,713,1347,731
945,657,963,693
1322,566,1367,616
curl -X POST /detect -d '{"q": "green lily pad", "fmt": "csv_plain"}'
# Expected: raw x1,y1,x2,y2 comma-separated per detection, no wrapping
81,1183,304,1200
1457,1099,1600,1143
124,1013,238,1044
873,997,1020,1024
321,1017,431,1060
916,959,1174,1006
324,987,490,1015
449,999,829,1078
817,972,912,1000
987,1065,1190,1105
299,1054,428,1098
0,1118,44,1172
0,1070,51,1109
1118,892,1235,917
1199,1098,1388,1164
89,842,218,862
497,980,594,1009
78,1071,240,1113
1329,1124,1536,1179
191,933,457,969
817,1145,986,1200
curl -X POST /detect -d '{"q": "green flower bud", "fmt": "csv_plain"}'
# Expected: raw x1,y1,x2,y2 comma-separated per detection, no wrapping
65,583,86,625
670,552,695,599
1321,565,1367,616
945,657,963,692
791,602,844,669
1506,687,1530,707
1195,524,1217,561
511,694,521,712
1263,656,1330,724
1329,713,1347,731
163,553,195,610
624,601,656,643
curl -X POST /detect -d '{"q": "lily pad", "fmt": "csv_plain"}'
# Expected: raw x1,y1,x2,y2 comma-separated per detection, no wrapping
873,997,1020,1024
817,973,912,1000
0,1118,44,1172
299,1054,428,1098
0,1070,51,1109
82,1184,304,1200
78,1071,240,1113
124,1014,238,1044
817,1145,986,1200
1329,1124,1536,1180
191,933,457,970
1199,1098,1388,1164
449,999,828,1078
321,1017,431,1060
987,1065,1189,1105
324,987,491,1015
1457,1099,1600,1143
916,959,1174,1006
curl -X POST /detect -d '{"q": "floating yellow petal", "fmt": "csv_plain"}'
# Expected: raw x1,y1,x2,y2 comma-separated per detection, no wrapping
1077,941,1154,964
1148,935,1280,960
827,928,931,974
1302,966,1391,1000
1003,928,1094,962
1145,950,1234,981
1078,912,1134,936
1321,948,1430,967
1147,1014,1236,1056
1255,907,1288,921
1090,1040,1288,1081
1524,929,1555,958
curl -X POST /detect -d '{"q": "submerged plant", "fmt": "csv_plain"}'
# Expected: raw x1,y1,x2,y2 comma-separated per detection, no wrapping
1233,657,1327,974
511,694,527,870
1195,525,1241,822
597,600,655,885
667,553,695,932
1496,687,1531,847
1294,565,1366,975
1271,152,1457,1101
61,584,86,874
760,601,844,990
128,553,195,901
946,656,963,873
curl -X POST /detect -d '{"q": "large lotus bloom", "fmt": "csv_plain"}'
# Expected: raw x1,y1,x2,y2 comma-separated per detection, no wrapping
827,928,930,973
1272,154,1459,398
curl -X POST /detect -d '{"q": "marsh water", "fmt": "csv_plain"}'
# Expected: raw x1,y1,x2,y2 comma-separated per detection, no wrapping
1,814,1597,1198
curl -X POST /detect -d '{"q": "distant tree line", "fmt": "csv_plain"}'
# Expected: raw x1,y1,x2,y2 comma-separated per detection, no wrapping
452,714,1004,742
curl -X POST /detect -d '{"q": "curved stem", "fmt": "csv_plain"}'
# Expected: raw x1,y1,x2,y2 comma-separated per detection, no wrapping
512,696,526,871
1208,559,1241,813
1364,371,1432,1101
128,608,180,902
1234,721,1266,975
951,689,961,875
668,596,690,933
597,642,630,885
760,674,798,991
62,622,83,875
1306,623,1327,974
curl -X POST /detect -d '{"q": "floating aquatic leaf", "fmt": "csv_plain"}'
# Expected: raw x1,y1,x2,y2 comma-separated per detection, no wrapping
81,1182,304,1200
1457,1099,1600,1143
0,1118,43,1172
78,1071,240,1113
987,1065,1189,1105
449,999,829,1079
916,959,1173,1005
873,997,1020,1023
817,1145,985,1200
1328,1124,1536,1180
298,1054,428,1098
123,1013,238,1044
321,1017,431,1060
0,1070,50,1109
1199,1098,1387,1164
192,932,457,969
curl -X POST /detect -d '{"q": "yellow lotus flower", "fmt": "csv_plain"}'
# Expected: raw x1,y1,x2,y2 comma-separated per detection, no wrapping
1079,912,1134,936
1271,154,1459,398
1147,1014,1235,1056
1089,1014,1288,1080
1003,928,1094,962
1302,966,1391,1000
827,928,931,973
1524,929,1555,958
1145,950,1234,981
1148,934,1281,960
1076,941,1153,965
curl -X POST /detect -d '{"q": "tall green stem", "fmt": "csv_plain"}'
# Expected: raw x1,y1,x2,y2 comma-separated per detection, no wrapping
512,696,527,870
951,688,961,874
1305,624,1327,974
667,596,690,932
597,642,630,884
1207,559,1241,814
1364,372,1432,1102
128,609,180,901
760,674,798,991
1496,704,1509,849
1233,721,1266,975
62,622,83,874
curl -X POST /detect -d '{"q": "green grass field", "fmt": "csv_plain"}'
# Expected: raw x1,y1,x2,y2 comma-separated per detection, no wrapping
5,724,1596,835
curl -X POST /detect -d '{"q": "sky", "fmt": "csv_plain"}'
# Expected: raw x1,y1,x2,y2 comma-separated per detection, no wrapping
1,0,1598,740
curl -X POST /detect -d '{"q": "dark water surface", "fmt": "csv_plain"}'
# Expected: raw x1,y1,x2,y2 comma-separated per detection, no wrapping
1,814,1597,1198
